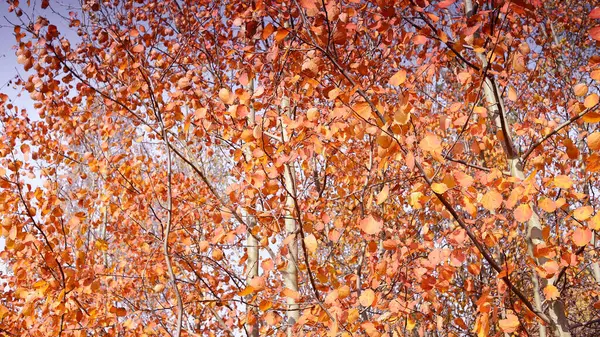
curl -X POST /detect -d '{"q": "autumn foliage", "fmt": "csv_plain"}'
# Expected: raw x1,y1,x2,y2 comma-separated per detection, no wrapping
1,0,600,336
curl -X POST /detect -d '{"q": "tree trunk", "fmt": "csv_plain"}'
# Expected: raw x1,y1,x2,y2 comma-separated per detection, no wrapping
244,80,259,337
464,1,570,336
281,95,299,336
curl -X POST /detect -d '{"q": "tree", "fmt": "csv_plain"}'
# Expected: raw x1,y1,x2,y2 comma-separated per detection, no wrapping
1,0,600,336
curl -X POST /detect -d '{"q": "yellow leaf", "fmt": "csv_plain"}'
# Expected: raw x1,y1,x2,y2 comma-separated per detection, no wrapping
282,288,301,301
393,109,410,125
538,197,557,213
307,108,319,122
590,213,600,230
431,182,448,194
406,316,416,331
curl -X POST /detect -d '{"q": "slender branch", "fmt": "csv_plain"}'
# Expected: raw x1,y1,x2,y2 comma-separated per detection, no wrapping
522,104,599,162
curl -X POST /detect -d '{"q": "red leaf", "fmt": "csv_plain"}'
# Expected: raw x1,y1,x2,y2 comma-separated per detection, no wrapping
591,26,600,41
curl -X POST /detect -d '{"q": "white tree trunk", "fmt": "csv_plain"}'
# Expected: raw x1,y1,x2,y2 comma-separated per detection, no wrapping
280,96,299,336
464,1,570,336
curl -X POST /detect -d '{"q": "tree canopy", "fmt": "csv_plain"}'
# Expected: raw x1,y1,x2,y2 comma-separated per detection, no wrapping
1,0,600,336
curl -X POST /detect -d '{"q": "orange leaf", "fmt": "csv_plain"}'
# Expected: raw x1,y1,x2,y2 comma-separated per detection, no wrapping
132,44,144,53
573,83,588,96
419,134,442,153
353,102,372,119
359,289,375,307
588,132,600,150
307,108,319,122
591,7,600,19
543,284,560,300
543,260,560,276
481,190,503,211
538,197,557,213
376,185,389,205
584,112,600,123
219,88,234,105
591,213,600,231
498,314,520,333
585,93,599,108
388,69,406,86
573,228,592,247
454,171,474,188
514,204,532,222
437,0,456,9
553,175,573,189
573,206,593,221
274,29,289,42
359,215,383,235
282,288,301,301
507,86,517,101
299,0,317,9
304,234,318,254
